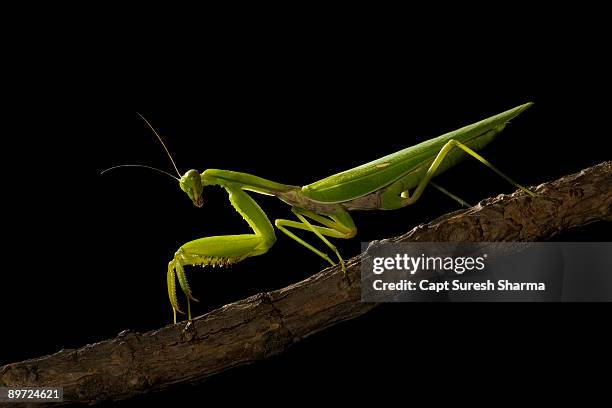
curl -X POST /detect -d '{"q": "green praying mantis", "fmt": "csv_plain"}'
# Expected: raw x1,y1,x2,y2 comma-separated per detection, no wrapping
104,102,536,323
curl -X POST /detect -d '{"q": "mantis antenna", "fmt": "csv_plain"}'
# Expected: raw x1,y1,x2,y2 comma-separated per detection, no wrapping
137,112,181,177
100,164,180,181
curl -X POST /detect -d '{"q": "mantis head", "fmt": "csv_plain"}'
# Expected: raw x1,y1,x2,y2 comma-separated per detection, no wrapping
179,169,204,207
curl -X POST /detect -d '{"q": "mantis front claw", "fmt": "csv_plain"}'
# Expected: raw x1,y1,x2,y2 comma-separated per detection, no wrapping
167,232,275,323
167,253,194,324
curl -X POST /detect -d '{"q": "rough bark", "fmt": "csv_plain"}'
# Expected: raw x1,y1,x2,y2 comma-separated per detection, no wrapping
1,161,610,406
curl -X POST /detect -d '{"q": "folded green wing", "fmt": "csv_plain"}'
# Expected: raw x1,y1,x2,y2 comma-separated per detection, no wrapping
301,102,532,203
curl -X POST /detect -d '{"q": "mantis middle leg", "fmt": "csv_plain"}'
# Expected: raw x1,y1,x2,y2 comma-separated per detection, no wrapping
274,208,356,272
380,139,535,209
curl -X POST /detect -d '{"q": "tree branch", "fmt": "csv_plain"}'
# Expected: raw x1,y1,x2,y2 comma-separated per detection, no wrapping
2,161,610,406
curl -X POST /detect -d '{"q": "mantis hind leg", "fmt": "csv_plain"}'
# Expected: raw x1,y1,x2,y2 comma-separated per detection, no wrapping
380,138,535,209
274,208,356,273
168,185,276,322
431,182,472,208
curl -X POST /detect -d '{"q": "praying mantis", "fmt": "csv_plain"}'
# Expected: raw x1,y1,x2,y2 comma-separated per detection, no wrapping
104,102,535,322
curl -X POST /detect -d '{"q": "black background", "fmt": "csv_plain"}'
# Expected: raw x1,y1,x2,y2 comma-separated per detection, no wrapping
2,19,610,405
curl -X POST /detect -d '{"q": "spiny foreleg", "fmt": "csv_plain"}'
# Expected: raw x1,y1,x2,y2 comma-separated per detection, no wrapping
168,184,276,322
